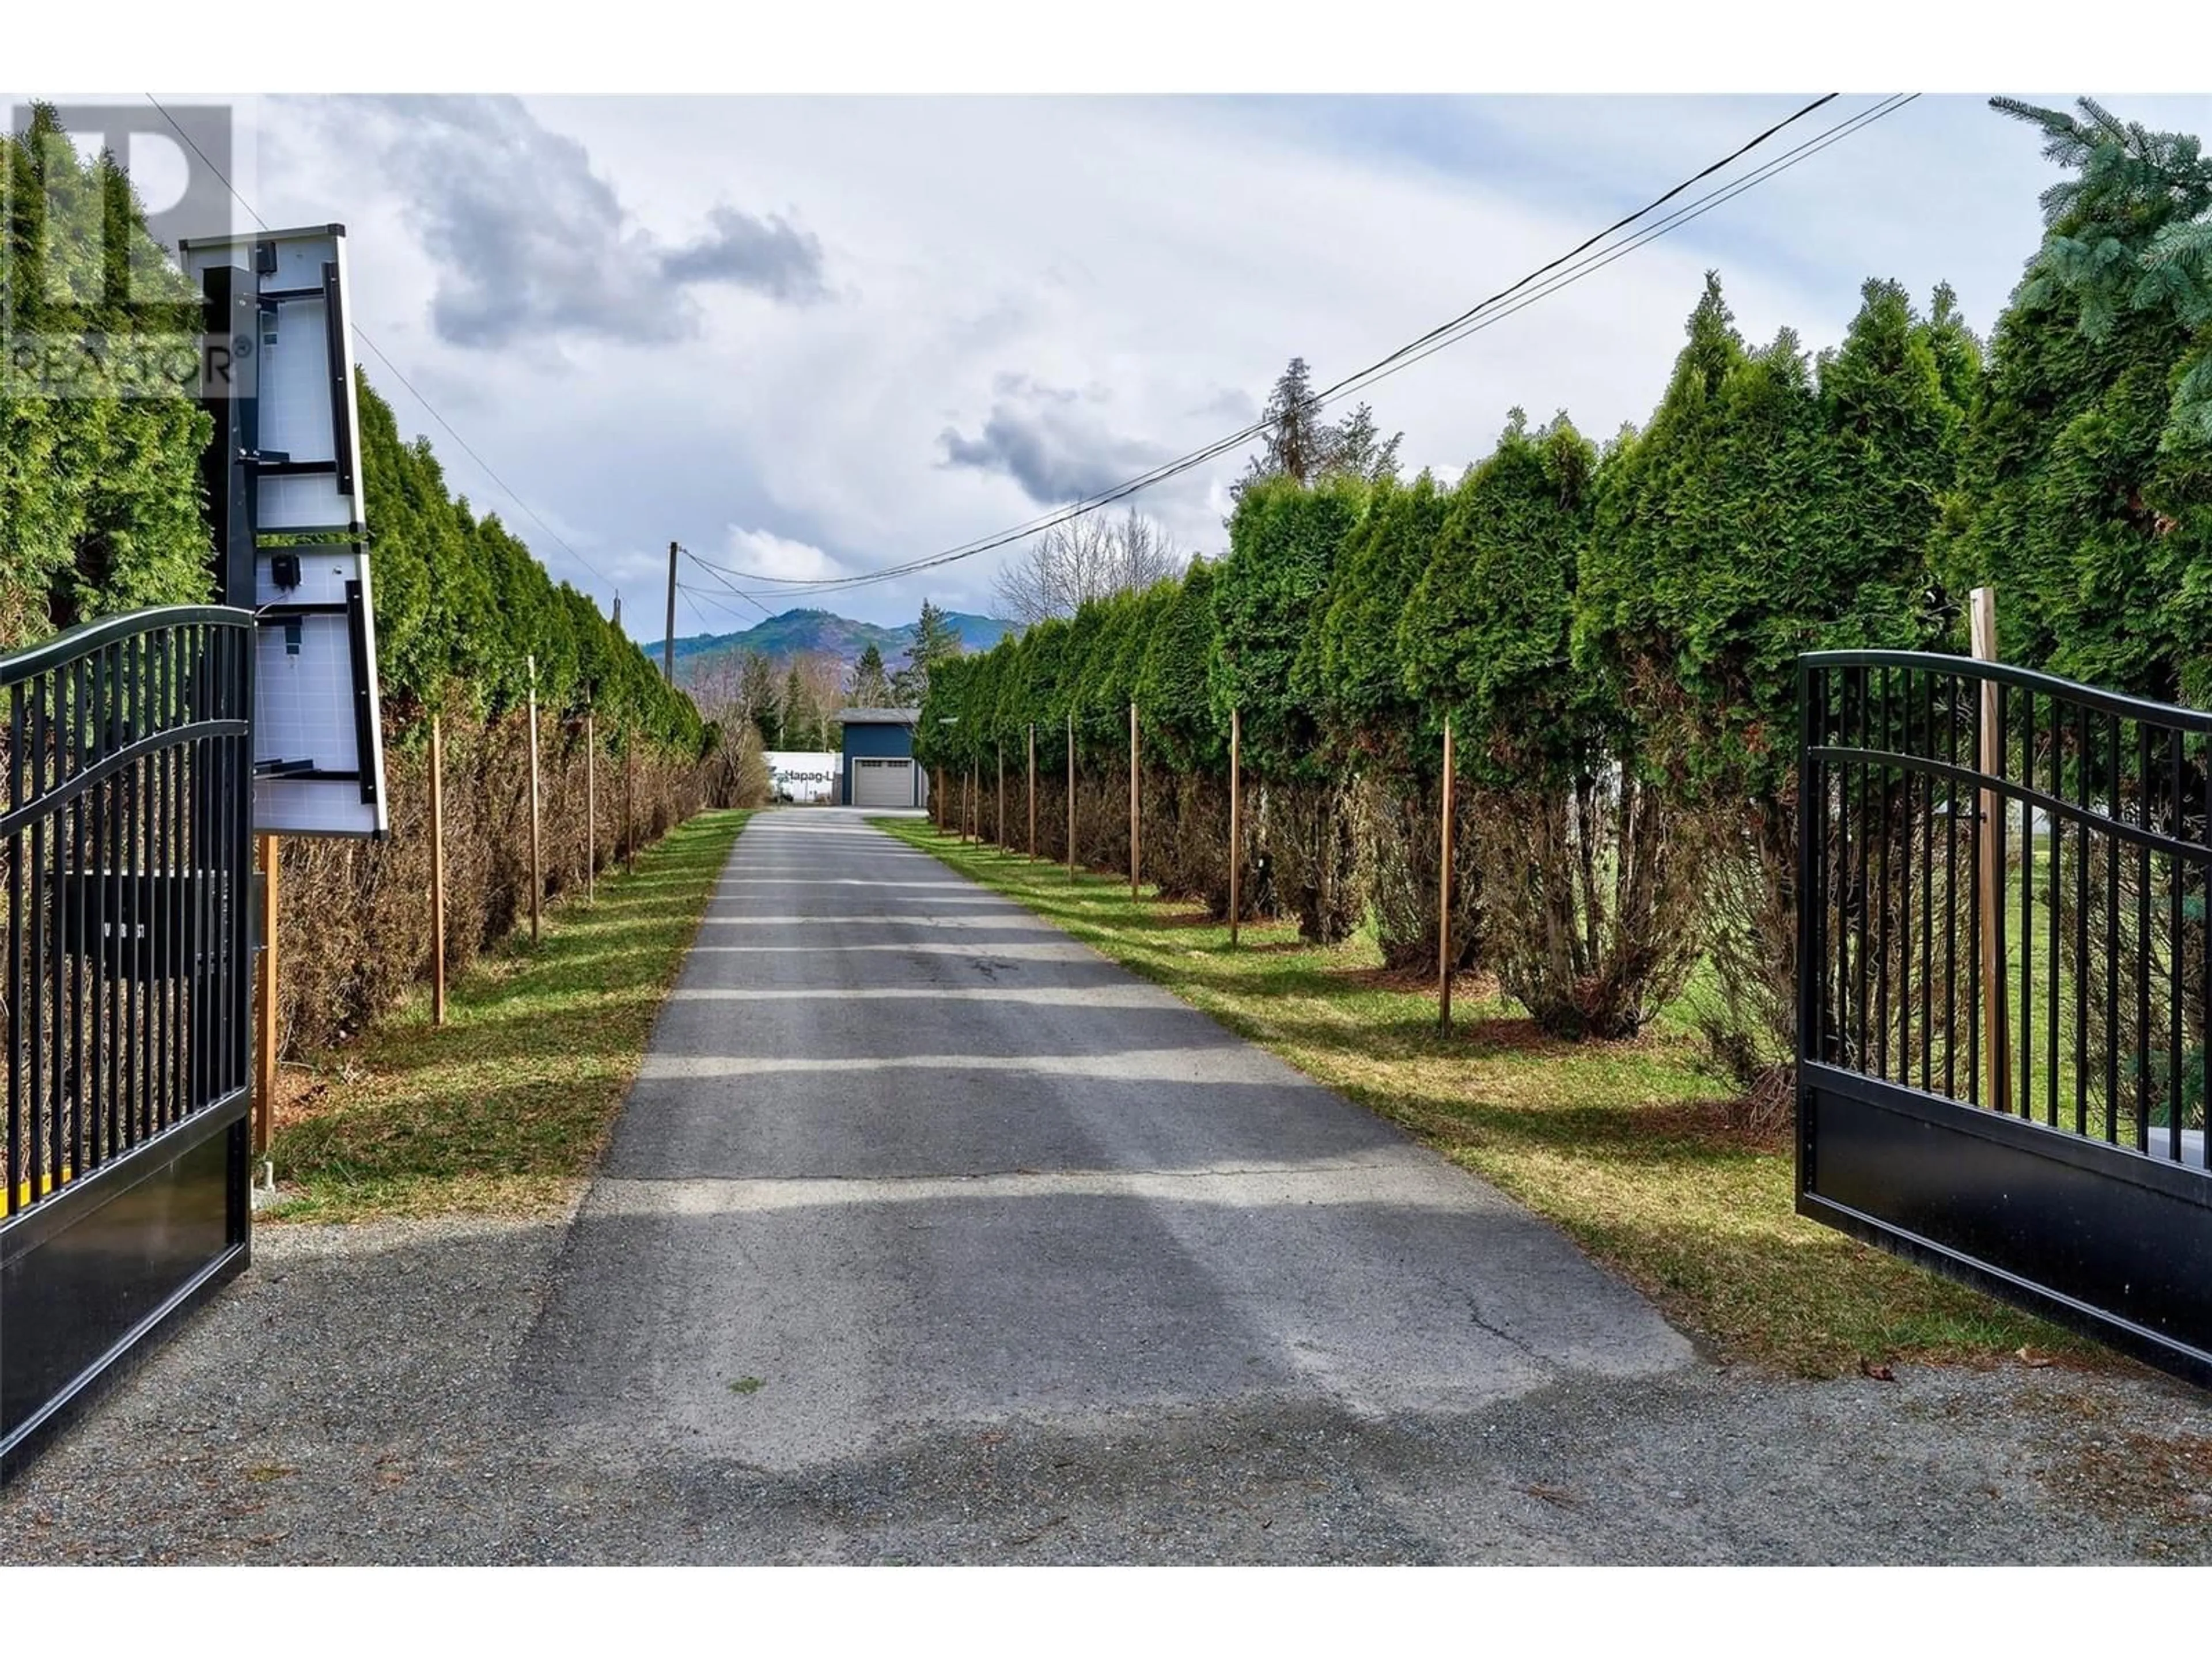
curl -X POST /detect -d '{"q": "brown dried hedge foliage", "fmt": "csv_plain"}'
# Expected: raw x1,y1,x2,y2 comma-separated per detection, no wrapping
270,711,710,1058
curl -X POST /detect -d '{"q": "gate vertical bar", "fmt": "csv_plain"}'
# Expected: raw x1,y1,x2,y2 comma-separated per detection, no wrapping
1797,657,1823,1187
2075,700,2091,1135
2107,713,2122,1141
2138,719,2154,1153
1971,586,2009,1114
2020,687,2037,1116
7,682,23,1213
2168,726,2184,1161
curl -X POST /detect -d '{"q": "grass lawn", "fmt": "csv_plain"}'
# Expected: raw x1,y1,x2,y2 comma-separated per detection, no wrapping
882,816,2105,1379
262,809,749,1222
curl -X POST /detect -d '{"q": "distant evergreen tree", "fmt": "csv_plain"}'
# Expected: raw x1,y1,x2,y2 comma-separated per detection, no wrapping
1237,358,1332,495
1232,359,1404,503
780,664,815,749
848,642,892,705
895,599,964,703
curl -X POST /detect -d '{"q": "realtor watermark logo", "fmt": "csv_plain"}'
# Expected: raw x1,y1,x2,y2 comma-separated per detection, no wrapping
3,99,255,399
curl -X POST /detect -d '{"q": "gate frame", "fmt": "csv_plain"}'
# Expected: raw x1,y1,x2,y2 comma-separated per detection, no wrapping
1,605,256,1480
1796,648,2212,1387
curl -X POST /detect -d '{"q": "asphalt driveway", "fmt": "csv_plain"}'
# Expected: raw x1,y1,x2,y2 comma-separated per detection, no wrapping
7,808,2210,1564
524,808,1692,1471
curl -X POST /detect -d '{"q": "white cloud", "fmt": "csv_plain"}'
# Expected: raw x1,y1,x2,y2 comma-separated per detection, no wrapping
721,527,847,584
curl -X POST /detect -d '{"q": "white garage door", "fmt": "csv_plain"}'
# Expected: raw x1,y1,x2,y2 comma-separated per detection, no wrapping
852,757,914,809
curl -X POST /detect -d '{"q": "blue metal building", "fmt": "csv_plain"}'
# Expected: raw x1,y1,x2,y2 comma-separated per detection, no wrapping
839,708,926,808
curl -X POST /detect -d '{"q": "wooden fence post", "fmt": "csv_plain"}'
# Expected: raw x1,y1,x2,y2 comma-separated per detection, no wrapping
527,656,543,945
1439,715,1456,1034
430,714,448,1026
1129,700,1140,901
1229,706,1241,948
1972,586,2010,1113
254,832,279,1160
585,709,596,905
626,740,637,874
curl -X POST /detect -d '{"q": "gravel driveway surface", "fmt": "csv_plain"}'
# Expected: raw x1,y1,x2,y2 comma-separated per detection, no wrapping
6,809,2210,1563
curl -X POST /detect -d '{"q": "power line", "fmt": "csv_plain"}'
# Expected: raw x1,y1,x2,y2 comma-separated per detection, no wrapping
699,93,1910,596
675,585,724,639
690,92,1914,599
690,96,1861,593
143,92,622,598
680,556,777,620
1313,96,1922,411
677,576,774,624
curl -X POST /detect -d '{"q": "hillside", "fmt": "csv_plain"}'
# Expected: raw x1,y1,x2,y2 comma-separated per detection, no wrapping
672,607,1014,682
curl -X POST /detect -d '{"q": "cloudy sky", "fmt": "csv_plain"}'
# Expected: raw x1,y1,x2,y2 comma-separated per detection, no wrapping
74,90,2212,635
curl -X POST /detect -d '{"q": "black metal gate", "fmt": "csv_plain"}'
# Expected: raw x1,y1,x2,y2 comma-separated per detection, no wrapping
1,605,255,1476
1797,649,2211,1382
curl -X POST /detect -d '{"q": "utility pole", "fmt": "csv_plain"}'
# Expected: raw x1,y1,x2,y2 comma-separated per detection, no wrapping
664,540,679,683
1066,712,1076,882
1027,723,1037,861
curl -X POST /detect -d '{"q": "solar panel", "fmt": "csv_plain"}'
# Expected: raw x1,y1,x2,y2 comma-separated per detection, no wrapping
180,224,389,838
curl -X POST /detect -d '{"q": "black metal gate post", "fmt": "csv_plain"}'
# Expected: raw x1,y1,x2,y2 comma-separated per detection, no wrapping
1797,649,2212,1384
1,605,256,1479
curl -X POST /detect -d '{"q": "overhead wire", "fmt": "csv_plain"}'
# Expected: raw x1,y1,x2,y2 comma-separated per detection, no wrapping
679,575,775,623
680,559,777,620
687,92,1916,599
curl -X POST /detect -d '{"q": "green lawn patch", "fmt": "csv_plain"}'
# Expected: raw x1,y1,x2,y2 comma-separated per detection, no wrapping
263,810,749,1222
881,816,2104,1380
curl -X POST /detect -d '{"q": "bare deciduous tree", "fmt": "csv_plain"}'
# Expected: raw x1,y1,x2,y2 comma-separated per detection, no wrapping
990,507,1187,627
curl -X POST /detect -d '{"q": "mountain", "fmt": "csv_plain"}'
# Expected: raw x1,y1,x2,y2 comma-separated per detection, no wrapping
669,607,1015,685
